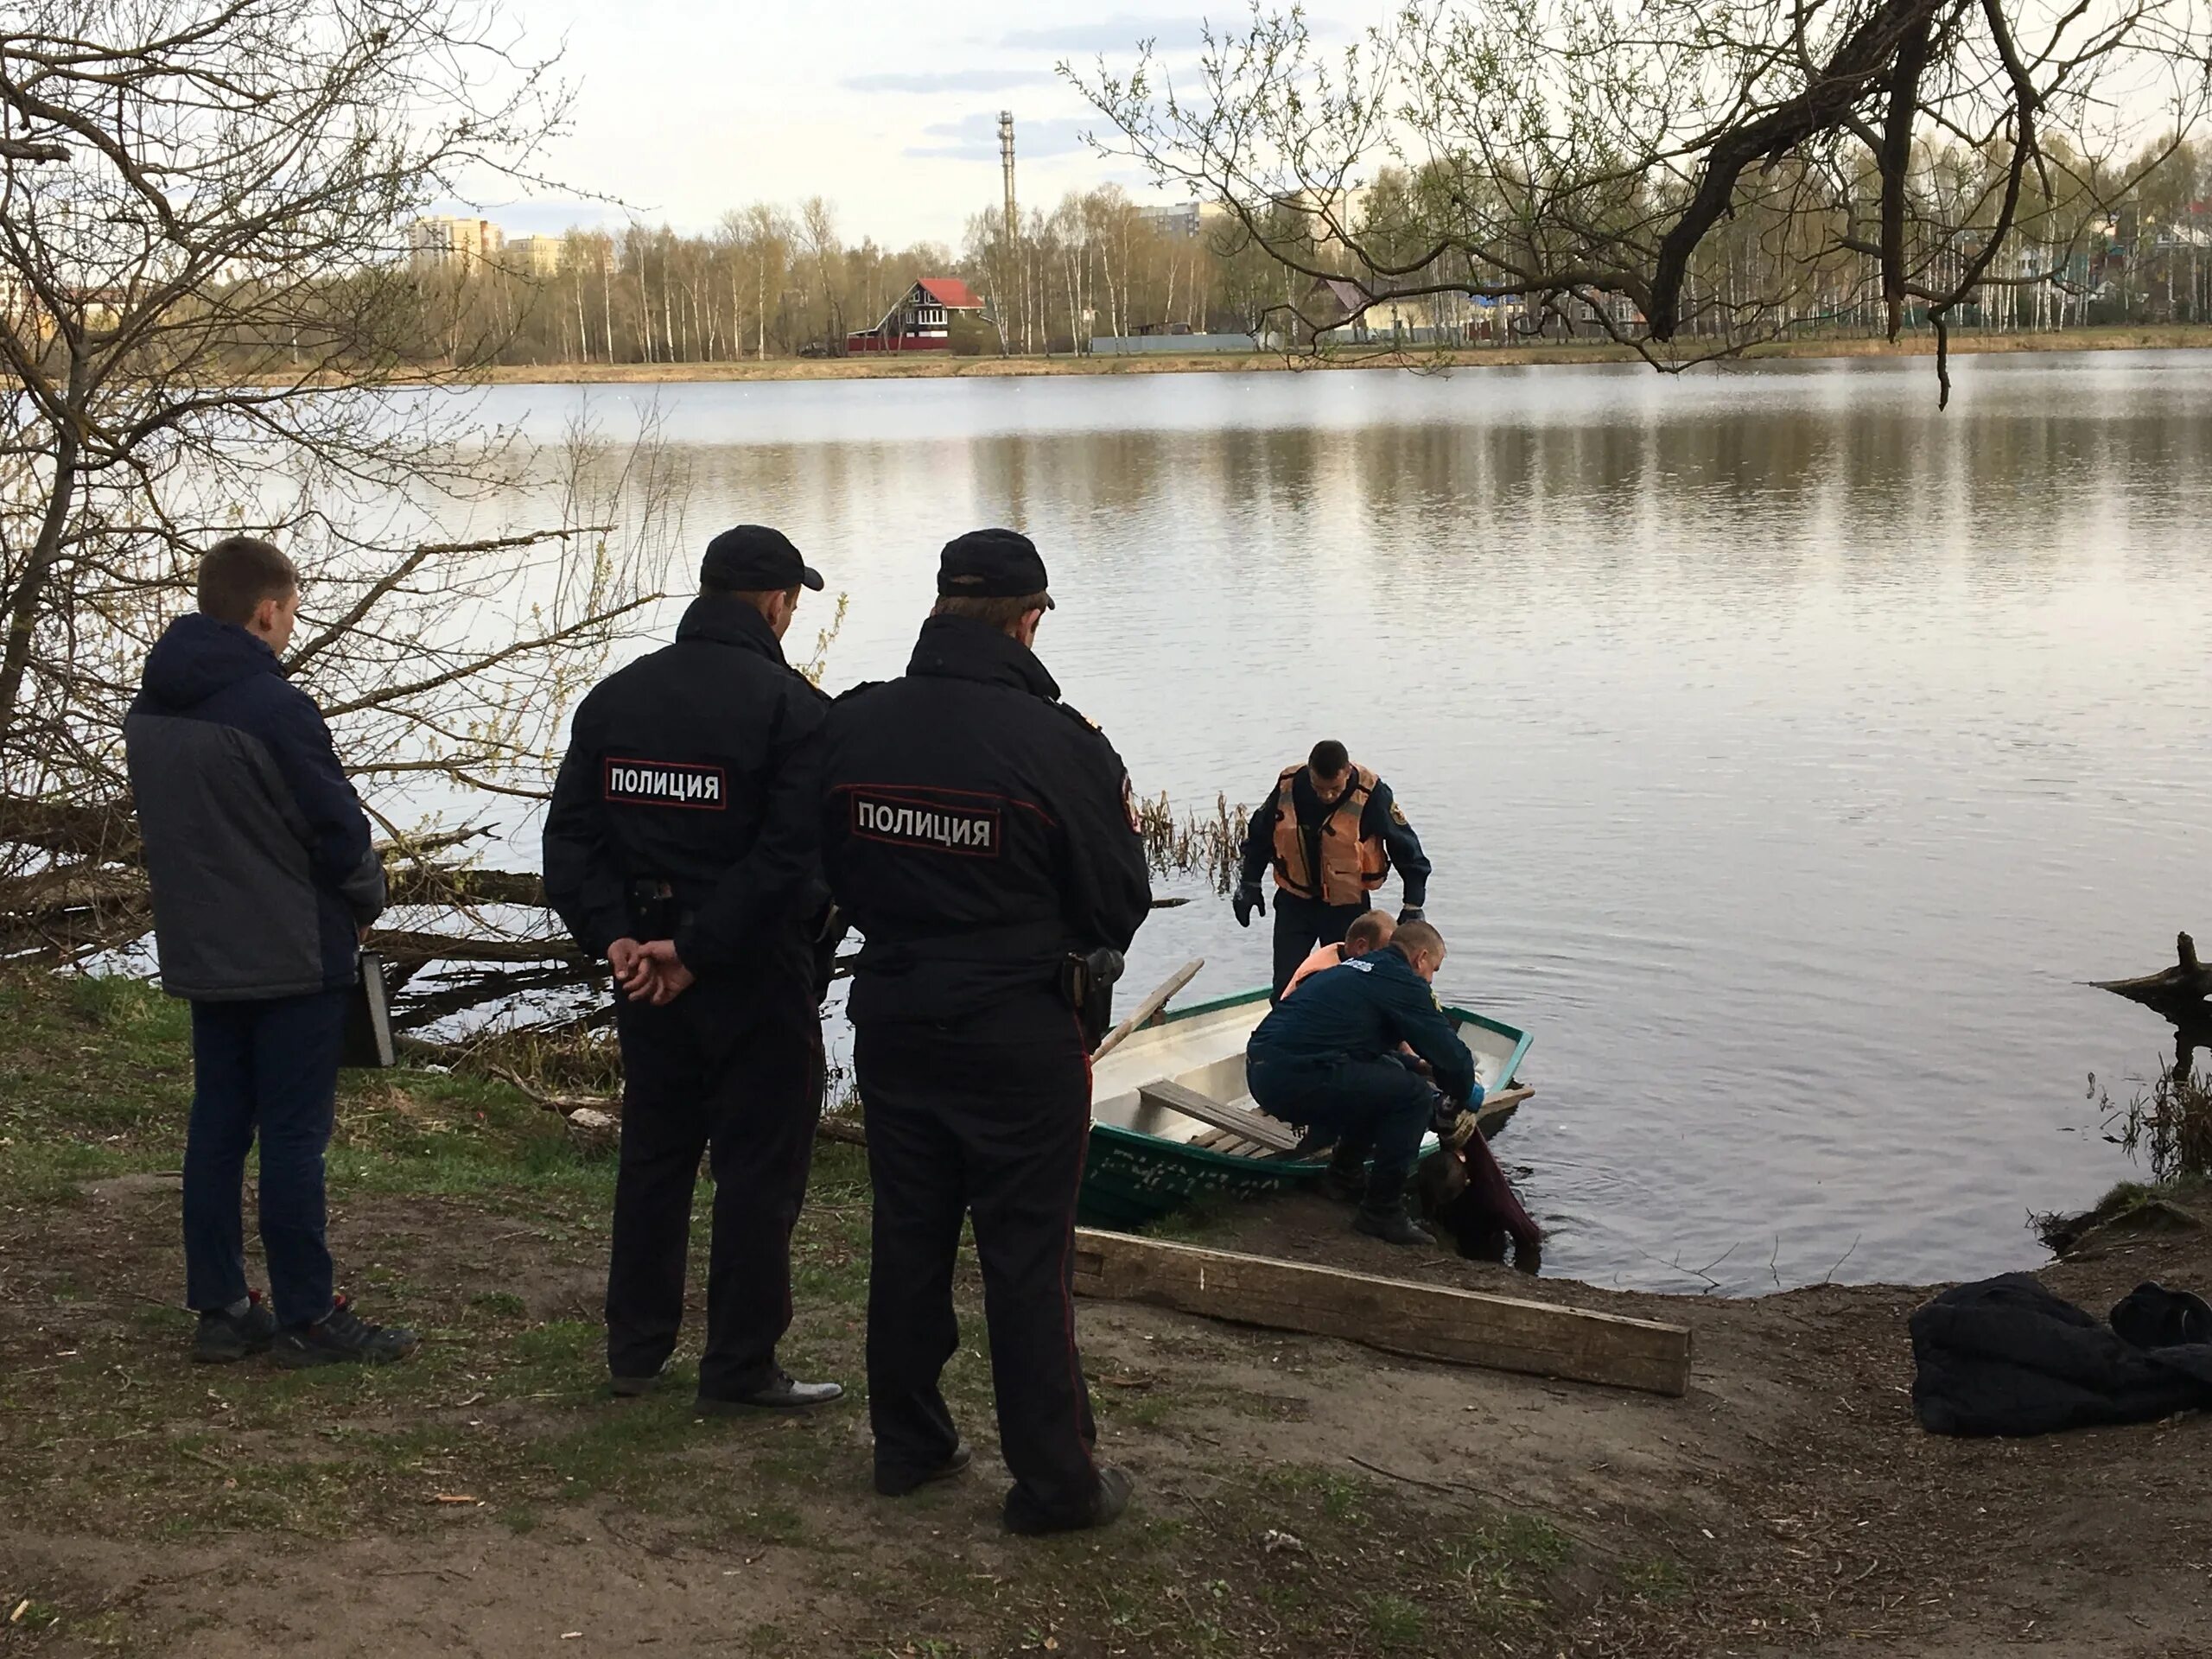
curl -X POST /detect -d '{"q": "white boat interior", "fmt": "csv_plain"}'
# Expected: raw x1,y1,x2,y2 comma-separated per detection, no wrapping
1090,994,1529,1147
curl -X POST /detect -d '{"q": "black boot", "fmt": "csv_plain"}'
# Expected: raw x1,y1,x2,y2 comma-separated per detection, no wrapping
1353,1166,1432,1247
1322,1138,1371,1204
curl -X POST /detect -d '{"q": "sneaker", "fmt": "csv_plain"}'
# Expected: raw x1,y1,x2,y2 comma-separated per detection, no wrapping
192,1292,276,1363
1005,1465,1133,1537
270,1296,420,1369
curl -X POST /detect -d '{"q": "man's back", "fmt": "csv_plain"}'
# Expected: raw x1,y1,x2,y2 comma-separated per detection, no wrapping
125,611,382,1001
822,613,1150,1027
1250,948,1476,1102
543,593,828,980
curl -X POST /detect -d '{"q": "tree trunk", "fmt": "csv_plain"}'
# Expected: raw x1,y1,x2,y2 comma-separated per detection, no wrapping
0,353,86,746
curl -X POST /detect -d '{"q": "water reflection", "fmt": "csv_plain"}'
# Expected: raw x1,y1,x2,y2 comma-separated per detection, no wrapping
464,351,2212,1294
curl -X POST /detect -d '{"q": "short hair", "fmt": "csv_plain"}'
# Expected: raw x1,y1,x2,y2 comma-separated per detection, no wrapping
931,590,1051,634
197,537,299,625
1308,739,1351,777
1344,911,1395,953
710,583,803,620
1394,919,1446,959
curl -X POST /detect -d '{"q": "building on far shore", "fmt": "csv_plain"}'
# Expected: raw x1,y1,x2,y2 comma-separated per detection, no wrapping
1140,200,1233,242
503,235,564,278
846,277,988,354
409,216,504,275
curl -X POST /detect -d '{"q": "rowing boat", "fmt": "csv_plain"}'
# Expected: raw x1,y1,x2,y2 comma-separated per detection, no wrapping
1080,985,1535,1230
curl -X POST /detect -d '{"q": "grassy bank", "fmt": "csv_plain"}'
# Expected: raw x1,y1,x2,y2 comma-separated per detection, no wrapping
7,970,2212,1657
457,324,2212,386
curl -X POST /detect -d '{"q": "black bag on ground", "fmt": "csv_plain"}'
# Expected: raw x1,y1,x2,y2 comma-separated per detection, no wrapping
340,951,395,1070
1909,1272,2212,1437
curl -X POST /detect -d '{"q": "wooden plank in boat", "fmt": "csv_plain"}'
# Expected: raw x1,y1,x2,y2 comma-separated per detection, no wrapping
1071,1230,1693,1397
1137,1077,1304,1153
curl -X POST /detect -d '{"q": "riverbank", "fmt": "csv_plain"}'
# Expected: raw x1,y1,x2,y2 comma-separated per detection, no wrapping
3,973,2207,1657
462,324,2212,385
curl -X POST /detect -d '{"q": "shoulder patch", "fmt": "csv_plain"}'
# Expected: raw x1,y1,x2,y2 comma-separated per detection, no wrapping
1121,771,1140,834
1389,800,1408,827
1052,701,1104,733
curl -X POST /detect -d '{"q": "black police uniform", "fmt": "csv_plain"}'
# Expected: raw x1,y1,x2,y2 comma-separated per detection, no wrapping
543,527,833,1403
819,537,1151,1533
1238,768,1433,1000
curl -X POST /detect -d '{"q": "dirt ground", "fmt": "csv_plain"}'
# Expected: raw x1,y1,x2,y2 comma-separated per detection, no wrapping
4,978,2210,1657
8,1179,2211,1657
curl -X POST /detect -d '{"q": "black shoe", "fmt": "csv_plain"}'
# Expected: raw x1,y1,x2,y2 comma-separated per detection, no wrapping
192,1293,276,1363
875,1439,973,1497
1322,1143,1370,1204
609,1361,671,1398
1005,1465,1134,1537
269,1296,420,1369
1354,1204,1433,1246
694,1372,844,1414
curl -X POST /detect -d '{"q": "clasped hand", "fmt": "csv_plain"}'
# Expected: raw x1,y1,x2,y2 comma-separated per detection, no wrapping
607,937,697,1006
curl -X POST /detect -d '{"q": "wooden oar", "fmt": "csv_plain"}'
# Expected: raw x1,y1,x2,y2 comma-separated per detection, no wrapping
1092,957,1204,1060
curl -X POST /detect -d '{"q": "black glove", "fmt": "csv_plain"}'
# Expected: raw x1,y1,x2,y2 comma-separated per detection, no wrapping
1398,905,1425,925
1232,881,1266,928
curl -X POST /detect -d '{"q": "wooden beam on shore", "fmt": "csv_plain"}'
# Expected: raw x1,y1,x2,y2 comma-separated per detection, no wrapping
1070,1228,1693,1397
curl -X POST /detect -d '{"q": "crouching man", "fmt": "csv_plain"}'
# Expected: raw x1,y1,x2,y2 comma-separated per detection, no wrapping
1244,920,1481,1245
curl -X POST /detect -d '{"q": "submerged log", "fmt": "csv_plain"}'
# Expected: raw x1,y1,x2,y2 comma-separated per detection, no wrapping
2094,932,2212,1020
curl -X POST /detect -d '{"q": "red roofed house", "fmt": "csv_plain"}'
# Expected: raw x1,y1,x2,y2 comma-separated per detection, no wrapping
846,277,988,354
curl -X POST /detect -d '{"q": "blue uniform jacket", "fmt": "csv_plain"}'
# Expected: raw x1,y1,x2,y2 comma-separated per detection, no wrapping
1246,945,1481,1106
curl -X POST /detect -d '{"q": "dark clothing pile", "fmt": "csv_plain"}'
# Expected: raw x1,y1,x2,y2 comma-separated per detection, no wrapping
1910,1273,2212,1437
543,594,831,985
820,613,1153,1031
124,613,385,1001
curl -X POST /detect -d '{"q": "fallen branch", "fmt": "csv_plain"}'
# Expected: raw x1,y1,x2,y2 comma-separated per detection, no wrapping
2094,932,2212,1020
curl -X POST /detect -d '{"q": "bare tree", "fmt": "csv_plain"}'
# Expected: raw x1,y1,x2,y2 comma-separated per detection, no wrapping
0,0,683,1027
1075,0,2212,402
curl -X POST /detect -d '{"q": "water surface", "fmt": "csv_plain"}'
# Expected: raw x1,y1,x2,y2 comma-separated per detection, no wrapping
473,352,2212,1294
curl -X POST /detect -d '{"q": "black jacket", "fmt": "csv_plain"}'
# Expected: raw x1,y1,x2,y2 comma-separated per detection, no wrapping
1910,1273,2212,1437
543,595,830,984
1239,767,1432,908
124,613,385,1001
820,614,1153,1027
1247,944,1480,1106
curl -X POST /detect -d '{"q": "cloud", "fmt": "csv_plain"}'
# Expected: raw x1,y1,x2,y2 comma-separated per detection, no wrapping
843,67,1056,93
904,113,1092,163
998,15,1211,54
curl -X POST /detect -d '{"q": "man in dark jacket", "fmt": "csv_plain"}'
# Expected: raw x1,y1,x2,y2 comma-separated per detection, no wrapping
1245,921,1483,1244
1233,741,1433,1001
543,524,841,1413
820,528,1152,1536
125,536,416,1368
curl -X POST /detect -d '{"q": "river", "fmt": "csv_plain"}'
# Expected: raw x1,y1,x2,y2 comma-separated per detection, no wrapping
459,349,2212,1294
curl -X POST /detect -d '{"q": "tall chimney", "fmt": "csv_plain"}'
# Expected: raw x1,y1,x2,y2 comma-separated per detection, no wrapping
998,111,1017,252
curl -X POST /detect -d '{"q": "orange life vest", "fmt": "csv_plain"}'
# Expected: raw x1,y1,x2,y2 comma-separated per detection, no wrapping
1269,763,1388,905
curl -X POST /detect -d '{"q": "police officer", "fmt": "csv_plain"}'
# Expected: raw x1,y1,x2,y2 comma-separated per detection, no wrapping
820,528,1151,1535
543,524,842,1413
1233,739,1432,1001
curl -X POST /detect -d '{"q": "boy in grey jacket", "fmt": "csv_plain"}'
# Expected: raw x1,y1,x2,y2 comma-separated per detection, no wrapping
125,537,416,1367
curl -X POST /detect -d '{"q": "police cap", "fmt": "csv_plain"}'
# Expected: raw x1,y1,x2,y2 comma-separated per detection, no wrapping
938,528,1054,608
701,524,823,594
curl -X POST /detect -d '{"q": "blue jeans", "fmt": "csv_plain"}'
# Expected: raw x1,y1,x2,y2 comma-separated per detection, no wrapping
181,990,348,1326
1246,1051,1434,1181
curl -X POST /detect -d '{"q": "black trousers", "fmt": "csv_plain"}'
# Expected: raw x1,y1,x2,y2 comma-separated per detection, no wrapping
855,1003,1099,1529
607,978,823,1396
1269,892,1373,1001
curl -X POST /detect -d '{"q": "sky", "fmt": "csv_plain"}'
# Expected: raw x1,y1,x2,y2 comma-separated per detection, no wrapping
455,3,1366,251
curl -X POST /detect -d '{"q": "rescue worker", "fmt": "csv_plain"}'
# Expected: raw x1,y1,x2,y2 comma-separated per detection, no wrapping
1282,908,1395,997
543,524,842,1413
1244,920,1483,1244
819,528,1152,1536
1233,739,1432,1001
